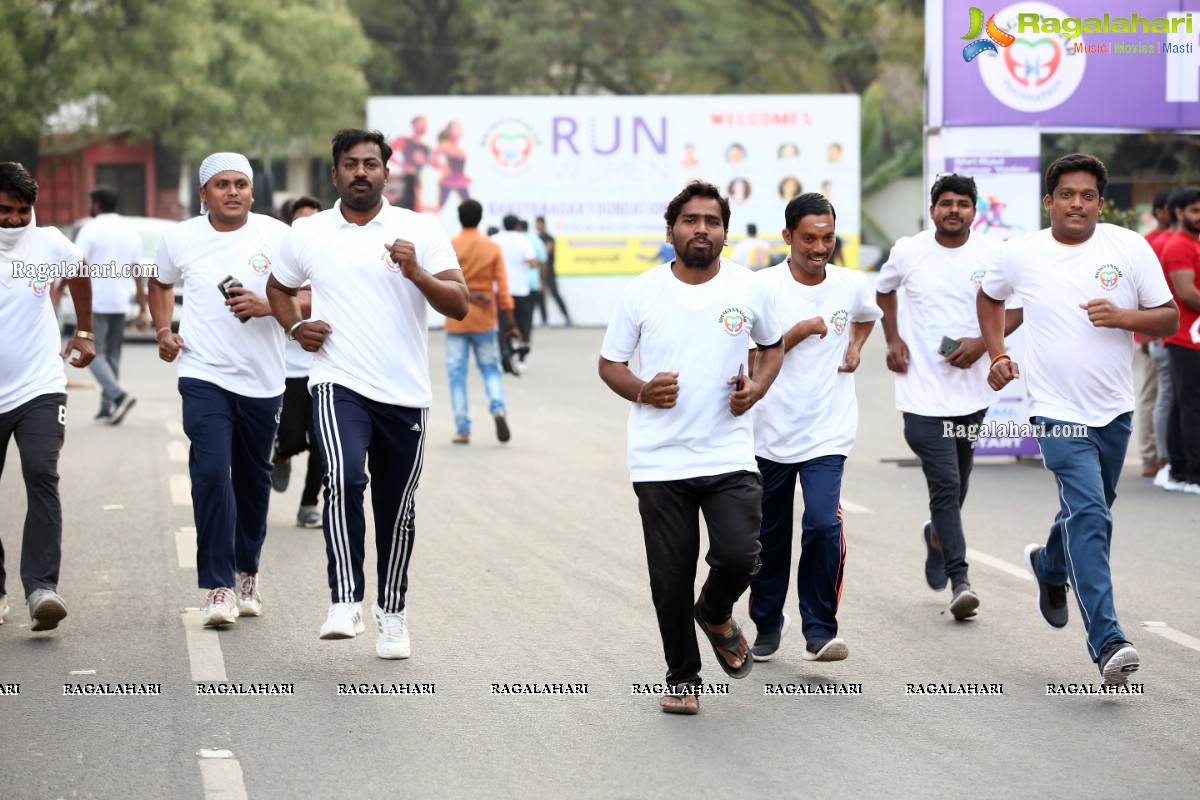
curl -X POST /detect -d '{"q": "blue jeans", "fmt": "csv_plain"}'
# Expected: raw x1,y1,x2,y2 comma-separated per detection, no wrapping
446,329,506,435
1033,413,1131,662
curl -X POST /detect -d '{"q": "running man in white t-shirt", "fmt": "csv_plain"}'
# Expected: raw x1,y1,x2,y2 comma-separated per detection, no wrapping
267,129,468,660
747,193,881,663
599,180,784,714
0,161,96,632
150,153,290,629
877,173,1022,620
979,154,1178,685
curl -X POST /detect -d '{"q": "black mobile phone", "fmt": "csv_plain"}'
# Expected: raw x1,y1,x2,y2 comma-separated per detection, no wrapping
218,276,249,323
938,336,961,357
736,363,745,391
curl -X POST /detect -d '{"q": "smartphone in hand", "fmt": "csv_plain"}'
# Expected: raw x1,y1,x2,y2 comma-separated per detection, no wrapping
218,275,249,324
736,363,745,391
938,336,961,357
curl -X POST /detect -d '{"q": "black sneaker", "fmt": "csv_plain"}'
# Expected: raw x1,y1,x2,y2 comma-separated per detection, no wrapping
949,584,979,620
923,521,947,591
494,411,511,443
271,458,291,493
1098,639,1139,685
1023,544,1069,629
802,635,849,662
751,613,790,662
108,394,136,426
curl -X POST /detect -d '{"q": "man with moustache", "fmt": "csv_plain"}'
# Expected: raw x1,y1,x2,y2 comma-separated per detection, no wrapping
150,153,290,628
876,173,1022,620
747,193,881,663
979,154,1178,684
0,161,95,631
267,129,468,660
599,180,784,713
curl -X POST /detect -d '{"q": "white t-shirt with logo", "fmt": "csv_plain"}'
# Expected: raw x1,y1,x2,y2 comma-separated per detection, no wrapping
752,262,882,463
0,226,79,412
74,213,141,315
491,230,534,297
876,230,1003,417
600,261,783,482
155,213,288,398
982,224,1173,427
273,201,461,408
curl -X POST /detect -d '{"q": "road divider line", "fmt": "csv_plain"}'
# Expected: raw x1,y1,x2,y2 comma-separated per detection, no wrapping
1142,623,1200,653
182,610,227,682
165,419,184,436
176,529,195,569
840,498,873,514
171,474,192,506
198,750,247,800
966,548,1033,581
168,441,188,463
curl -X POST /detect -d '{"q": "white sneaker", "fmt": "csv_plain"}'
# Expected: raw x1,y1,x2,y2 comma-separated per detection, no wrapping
0,594,9,624
372,604,411,659
1153,465,1171,488
1185,483,1200,495
319,602,364,639
236,572,262,617
27,588,68,631
202,587,238,627
1163,476,1187,492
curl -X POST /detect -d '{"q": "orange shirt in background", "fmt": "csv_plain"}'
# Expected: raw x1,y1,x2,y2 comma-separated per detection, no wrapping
446,227,515,334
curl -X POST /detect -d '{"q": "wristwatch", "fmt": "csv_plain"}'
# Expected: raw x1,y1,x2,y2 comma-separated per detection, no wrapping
75,330,94,341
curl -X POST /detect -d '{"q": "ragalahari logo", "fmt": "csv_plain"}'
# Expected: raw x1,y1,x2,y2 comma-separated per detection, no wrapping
962,7,1016,62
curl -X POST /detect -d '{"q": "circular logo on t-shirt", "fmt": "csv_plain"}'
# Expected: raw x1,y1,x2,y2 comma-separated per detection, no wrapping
1095,264,1121,291
30,279,48,297
829,309,849,335
382,251,402,272
248,253,271,275
718,308,747,336
971,269,986,289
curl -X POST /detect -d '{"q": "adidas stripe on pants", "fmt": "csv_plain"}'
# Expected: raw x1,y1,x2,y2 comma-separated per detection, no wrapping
313,383,426,613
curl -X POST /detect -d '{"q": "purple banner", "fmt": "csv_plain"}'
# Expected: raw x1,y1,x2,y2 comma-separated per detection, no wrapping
942,0,1200,128
947,155,1041,174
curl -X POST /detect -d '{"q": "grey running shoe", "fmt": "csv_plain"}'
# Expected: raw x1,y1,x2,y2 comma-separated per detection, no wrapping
949,585,980,620
296,506,321,528
27,589,68,631
751,613,791,662
1098,640,1139,685
803,636,849,662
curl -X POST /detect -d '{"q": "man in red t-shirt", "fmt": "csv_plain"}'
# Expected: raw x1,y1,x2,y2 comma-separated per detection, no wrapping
1159,186,1200,493
1135,190,1175,476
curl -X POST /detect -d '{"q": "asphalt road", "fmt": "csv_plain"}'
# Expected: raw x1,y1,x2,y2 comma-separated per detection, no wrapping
1,327,1198,799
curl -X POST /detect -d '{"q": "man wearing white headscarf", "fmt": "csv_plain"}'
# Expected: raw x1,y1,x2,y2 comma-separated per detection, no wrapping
0,161,95,631
149,153,299,628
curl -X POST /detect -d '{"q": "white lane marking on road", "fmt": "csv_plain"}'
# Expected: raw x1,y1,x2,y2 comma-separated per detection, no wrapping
1142,623,1200,653
182,610,227,682
168,441,188,463
966,548,1033,581
171,474,192,506
840,498,873,514
198,750,248,800
102,504,124,510
176,528,196,569
165,419,184,436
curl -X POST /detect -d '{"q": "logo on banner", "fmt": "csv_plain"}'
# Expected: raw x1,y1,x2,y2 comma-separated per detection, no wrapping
1095,264,1121,291
973,2,1087,113
961,7,1015,62
718,308,747,336
829,310,849,335
248,253,270,275
484,119,538,171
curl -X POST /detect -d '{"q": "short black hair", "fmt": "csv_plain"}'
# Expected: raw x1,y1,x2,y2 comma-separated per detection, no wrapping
331,129,392,166
664,180,730,230
0,162,38,205
784,192,836,231
746,223,757,236
930,174,978,206
1168,186,1200,217
282,195,322,224
90,186,119,213
1152,188,1173,212
1045,153,1108,197
458,199,483,228
502,214,519,231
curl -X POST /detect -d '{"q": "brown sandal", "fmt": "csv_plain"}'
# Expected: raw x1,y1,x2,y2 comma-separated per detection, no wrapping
659,686,700,715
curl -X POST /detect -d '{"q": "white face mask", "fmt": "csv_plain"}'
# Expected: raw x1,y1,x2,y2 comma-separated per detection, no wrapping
0,206,35,252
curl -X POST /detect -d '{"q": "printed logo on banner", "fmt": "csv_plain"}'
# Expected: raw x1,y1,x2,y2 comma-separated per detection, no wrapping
829,309,849,335
973,2,1087,113
961,7,1015,62
718,308,747,336
484,119,538,171
1095,264,1121,291
248,253,270,275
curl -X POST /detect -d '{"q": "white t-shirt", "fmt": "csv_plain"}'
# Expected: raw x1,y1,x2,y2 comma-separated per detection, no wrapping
752,262,882,463
730,237,773,270
155,213,288,398
876,230,1003,416
491,230,534,297
273,200,461,408
600,261,783,482
0,225,79,412
982,224,1174,427
74,213,141,315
